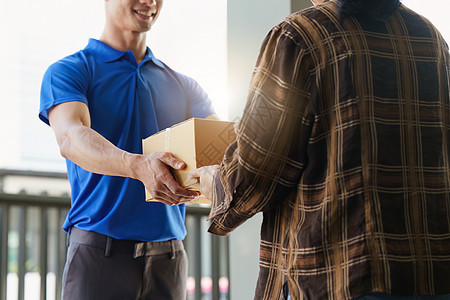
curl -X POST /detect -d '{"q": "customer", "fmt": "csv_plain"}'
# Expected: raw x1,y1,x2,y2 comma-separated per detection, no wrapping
190,0,450,299
39,0,215,299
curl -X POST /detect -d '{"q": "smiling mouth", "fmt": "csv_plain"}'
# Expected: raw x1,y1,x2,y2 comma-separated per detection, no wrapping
135,10,156,19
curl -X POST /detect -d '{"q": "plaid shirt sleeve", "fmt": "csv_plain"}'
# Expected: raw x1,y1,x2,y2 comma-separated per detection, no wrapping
208,23,314,236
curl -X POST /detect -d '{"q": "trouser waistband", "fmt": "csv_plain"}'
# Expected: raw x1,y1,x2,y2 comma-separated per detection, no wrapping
68,227,184,259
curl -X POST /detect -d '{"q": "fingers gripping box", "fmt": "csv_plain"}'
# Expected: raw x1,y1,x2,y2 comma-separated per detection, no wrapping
142,118,236,204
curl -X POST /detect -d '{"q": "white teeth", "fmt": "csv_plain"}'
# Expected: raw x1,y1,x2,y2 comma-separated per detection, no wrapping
136,11,153,17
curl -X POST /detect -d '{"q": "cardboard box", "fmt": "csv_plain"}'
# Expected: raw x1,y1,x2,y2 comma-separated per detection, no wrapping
142,118,236,204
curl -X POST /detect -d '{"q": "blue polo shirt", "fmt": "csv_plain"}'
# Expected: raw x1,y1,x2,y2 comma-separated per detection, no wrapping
39,39,215,241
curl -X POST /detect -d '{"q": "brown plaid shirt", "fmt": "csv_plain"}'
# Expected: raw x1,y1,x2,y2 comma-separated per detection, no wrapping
208,1,450,299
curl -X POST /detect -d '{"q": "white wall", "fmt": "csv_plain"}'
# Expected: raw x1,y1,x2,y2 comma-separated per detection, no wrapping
226,1,305,298
227,0,292,121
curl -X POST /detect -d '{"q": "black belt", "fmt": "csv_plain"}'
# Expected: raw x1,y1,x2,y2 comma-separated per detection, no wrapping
69,227,184,259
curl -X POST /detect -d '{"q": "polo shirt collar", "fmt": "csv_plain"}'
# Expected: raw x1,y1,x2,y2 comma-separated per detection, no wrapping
84,38,165,68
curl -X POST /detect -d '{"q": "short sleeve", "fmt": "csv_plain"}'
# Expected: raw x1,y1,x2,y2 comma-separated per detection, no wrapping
39,53,90,125
178,74,215,118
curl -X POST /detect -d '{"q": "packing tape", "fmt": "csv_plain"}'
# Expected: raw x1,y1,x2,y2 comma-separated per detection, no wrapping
164,128,170,151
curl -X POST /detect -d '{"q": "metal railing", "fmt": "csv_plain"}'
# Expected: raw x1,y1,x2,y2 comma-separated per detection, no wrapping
0,169,229,300
0,193,68,300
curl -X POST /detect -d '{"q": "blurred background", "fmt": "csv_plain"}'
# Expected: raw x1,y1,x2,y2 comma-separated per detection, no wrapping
0,0,448,299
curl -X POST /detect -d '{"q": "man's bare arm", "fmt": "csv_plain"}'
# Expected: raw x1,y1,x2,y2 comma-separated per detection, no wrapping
48,101,199,205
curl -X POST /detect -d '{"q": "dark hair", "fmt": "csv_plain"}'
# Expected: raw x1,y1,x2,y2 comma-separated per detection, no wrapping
338,0,401,21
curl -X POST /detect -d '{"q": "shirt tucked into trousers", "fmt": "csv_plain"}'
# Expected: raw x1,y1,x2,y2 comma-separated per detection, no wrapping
62,228,187,300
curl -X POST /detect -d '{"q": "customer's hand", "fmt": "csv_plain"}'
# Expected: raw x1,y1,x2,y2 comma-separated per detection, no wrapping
135,152,200,206
188,165,219,201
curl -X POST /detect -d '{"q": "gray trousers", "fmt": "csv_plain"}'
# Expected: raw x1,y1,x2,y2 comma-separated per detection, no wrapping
62,227,188,300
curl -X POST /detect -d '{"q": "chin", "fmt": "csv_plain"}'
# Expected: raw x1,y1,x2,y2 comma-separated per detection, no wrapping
134,24,152,33
141,22,153,31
